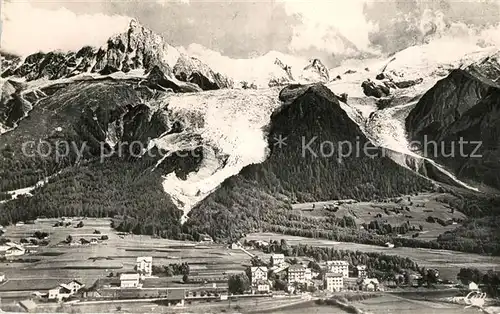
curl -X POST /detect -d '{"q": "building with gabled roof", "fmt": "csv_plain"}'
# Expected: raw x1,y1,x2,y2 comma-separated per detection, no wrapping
158,288,185,306
271,254,285,267
0,242,26,257
362,278,380,291
48,286,72,301
47,279,84,301
59,280,84,295
250,266,268,284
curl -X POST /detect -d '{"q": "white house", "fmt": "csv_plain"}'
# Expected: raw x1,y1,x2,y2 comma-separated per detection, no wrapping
0,272,5,282
136,256,153,277
60,280,84,294
324,273,344,292
120,273,140,288
468,281,479,291
48,286,72,301
270,254,285,267
326,261,349,278
47,280,84,301
385,242,395,248
0,242,26,257
362,278,380,291
251,266,268,284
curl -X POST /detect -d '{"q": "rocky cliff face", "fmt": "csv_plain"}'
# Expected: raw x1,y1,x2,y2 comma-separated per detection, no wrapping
173,54,233,90
301,58,329,83
406,69,490,141
146,65,202,93
0,53,22,78
0,79,33,130
406,54,500,191
361,79,391,98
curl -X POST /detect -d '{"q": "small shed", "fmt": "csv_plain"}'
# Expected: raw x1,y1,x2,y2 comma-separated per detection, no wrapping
468,281,479,291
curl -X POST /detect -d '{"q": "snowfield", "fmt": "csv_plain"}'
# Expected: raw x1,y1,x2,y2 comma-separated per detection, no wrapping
148,88,282,220
181,45,321,88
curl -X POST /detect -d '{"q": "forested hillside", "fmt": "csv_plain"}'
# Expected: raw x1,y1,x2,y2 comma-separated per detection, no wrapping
0,147,203,239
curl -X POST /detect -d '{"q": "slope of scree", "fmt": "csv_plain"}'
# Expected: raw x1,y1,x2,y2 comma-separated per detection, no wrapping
406,67,500,191
184,84,433,240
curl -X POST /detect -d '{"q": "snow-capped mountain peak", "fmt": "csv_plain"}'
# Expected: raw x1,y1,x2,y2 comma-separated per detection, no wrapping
1,19,177,79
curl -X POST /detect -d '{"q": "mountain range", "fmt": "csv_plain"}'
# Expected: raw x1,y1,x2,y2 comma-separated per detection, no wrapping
1,20,499,246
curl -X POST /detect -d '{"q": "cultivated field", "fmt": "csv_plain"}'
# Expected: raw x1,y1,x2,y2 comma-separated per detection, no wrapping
291,193,465,241
244,232,500,281
0,218,255,298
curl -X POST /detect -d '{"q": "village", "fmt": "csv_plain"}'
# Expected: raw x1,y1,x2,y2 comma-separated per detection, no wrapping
0,218,493,313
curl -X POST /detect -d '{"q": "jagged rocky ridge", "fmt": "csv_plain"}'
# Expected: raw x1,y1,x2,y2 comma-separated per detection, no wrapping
268,57,330,87
1,20,175,79
0,20,237,131
0,20,232,91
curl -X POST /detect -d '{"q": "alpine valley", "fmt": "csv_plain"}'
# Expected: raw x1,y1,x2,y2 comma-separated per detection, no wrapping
1,19,500,256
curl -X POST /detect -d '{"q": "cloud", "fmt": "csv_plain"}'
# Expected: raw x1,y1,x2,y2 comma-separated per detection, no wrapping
1,1,132,56
281,0,378,56
365,0,500,54
281,0,500,58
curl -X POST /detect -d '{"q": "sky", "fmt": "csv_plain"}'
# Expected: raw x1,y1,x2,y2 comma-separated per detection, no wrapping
1,0,500,65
